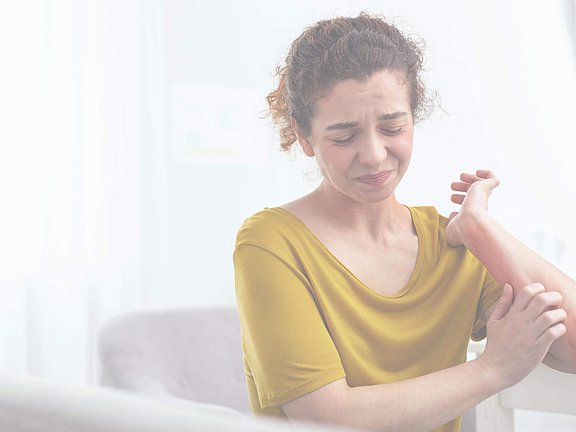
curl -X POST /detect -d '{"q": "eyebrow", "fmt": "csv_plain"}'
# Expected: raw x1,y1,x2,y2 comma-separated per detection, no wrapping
324,112,408,131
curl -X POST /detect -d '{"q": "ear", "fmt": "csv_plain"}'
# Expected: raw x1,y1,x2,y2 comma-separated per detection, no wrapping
290,117,315,157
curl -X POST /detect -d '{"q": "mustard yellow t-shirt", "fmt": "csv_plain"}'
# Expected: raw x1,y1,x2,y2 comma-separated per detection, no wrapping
233,206,502,432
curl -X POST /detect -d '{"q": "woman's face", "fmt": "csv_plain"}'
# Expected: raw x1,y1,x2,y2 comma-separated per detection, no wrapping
297,70,414,205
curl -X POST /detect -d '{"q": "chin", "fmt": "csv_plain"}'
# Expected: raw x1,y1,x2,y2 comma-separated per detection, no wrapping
353,190,395,204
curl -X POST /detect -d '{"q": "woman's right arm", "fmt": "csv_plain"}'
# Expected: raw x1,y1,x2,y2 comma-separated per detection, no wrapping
282,283,566,432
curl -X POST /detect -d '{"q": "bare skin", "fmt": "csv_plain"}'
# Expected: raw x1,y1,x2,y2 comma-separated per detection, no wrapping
282,190,418,297
447,169,576,373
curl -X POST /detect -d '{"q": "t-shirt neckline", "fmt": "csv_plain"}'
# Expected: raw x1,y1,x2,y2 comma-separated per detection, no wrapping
269,206,425,299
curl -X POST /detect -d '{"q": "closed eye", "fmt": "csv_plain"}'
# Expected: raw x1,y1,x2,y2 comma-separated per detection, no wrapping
331,135,355,145
330,125,406,145
382,126,405,136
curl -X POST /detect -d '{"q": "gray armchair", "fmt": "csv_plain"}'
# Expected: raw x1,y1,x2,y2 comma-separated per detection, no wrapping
98,307,249,416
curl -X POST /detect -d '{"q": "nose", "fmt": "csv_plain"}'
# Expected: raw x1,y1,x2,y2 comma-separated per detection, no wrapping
356,132,388,167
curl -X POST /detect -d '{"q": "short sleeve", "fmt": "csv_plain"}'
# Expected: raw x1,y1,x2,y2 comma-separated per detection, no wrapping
234,244,346,409
471,268,503,341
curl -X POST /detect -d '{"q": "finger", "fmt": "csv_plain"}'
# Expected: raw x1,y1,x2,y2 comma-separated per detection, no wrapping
525,291,564,320
510,283,546,312
451,194,465,205
475,169,493,177
451,182,470,193
460,172,480,183
535,308,568,338
489,283,514,321
476,169,499,182
476,170,501,189
536,322,567,350
448,211,458,221
460,171,501,190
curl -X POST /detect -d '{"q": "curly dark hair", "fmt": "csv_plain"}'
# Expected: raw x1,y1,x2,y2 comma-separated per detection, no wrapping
266,12,435,151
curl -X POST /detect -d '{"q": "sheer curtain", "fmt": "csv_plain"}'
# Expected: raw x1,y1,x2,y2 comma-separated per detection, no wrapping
0,0,170,384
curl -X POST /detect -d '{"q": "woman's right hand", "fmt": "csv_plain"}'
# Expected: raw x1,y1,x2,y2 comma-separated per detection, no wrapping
480,282,567,389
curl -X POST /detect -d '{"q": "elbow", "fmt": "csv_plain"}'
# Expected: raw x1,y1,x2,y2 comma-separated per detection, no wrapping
568,334,576,372
282,381,381,431
330,385,386,432
567,316,576,370
551,317,576,373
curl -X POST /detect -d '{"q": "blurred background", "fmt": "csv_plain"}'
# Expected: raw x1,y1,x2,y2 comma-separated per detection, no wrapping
0,1,574,426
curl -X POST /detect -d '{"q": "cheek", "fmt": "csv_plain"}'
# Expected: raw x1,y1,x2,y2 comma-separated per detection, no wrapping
398,135,414,160
400,143,413,159
315,148,352,176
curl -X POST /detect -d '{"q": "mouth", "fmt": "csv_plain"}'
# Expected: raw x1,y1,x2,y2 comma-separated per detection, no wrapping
356,170,392,181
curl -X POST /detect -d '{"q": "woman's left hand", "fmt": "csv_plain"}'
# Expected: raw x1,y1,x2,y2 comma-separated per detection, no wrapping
445,169,500,246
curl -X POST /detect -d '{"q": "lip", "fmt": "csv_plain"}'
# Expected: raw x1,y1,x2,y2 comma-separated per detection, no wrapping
356,170,392,181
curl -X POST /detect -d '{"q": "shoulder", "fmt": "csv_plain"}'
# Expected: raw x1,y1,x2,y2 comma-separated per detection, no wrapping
408,205,461,261
408,205,449,234
411,206,491,274
235,207,302,250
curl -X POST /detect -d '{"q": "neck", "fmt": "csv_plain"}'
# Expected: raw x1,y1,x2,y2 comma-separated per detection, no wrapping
310,181,413,245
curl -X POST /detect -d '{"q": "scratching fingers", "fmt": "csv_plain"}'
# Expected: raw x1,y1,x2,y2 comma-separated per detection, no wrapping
510,283,546,313
535,308,568,337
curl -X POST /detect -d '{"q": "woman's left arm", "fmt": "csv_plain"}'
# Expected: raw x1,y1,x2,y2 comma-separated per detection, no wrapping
447,170,576,373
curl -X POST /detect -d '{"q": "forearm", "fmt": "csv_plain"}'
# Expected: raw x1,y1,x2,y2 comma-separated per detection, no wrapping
334,358,499,432
296,358,498,432
461,214,576,370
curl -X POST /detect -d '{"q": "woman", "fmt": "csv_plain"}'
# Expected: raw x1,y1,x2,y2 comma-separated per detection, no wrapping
233,12,575,432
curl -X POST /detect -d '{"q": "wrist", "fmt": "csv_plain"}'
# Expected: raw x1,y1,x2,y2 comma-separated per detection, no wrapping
473,355,510,394
458,213,495,249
